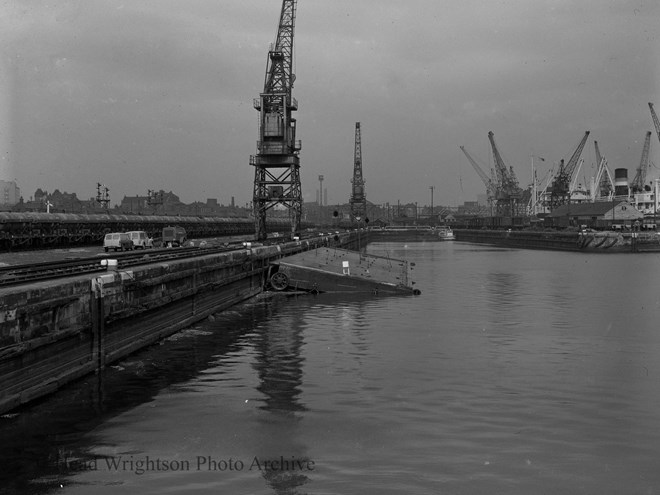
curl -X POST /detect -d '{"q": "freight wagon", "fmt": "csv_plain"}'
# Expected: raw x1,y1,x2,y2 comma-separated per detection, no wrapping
0,212,301,250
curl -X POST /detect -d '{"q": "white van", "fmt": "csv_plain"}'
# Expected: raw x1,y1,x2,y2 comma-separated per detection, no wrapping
127,231,153,249
103,233,133,252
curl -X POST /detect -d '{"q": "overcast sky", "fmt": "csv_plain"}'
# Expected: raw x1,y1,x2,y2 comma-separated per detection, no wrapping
2,0,659,207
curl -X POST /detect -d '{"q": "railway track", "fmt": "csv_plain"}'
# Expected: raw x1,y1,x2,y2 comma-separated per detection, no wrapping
0,245,242,287
0,232,336,287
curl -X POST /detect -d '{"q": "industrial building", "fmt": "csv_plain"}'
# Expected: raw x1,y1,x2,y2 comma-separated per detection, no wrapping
548,200,645,229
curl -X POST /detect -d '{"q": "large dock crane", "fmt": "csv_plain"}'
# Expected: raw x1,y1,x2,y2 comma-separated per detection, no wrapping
631,131,652,193
487,131,525,216
250,0,302,240
349,122,367,222
549,131,590,210
459,145,496,209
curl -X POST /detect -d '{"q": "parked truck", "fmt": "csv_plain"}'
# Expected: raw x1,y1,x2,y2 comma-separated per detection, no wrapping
162,226,186,247
126,230,153,249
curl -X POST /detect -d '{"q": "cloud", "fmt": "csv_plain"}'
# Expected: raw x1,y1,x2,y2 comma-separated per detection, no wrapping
2,0,659,206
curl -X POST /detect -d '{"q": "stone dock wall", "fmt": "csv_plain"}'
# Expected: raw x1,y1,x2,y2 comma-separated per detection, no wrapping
0,233,363,414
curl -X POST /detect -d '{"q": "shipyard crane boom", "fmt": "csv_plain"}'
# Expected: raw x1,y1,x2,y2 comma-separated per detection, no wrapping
487,131,518,192
593,140,614,200
536,166,555,207
631,131,652,193
251,0,302,240
561,131,590,181
350,122,367,221
549,131,590,210
593,158,614,201
569,159,584,194
459,145,496,205
594,140,603,168
650,102,660,145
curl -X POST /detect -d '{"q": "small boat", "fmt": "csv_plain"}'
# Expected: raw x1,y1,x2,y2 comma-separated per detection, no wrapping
437,226,455,240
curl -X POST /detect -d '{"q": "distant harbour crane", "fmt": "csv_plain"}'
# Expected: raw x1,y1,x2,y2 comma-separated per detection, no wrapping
592,140,614,201
548,131,590,210
631,131,652,193
459,145,496,211
594,140,604,172
647,102,660,215
487,131,525,217
650,102,660,145
529,154,545,215
569,158,586,195
349,122,367,222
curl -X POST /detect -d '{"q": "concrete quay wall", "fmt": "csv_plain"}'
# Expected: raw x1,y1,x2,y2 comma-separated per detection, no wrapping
455,229,580,251
455,229,660,252
0,233,362,414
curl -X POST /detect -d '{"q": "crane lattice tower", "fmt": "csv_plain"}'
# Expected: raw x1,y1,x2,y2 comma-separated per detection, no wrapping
350,122,367,221
631,132,652,193
549,131,590,211
250,0,302,240
487,131,524,217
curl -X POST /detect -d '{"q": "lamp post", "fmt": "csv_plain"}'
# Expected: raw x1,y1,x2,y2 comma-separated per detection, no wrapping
318,174,324,223
429,185,435,224
355,215,361,258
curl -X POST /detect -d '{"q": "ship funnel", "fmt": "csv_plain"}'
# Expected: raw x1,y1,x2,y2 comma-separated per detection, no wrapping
614,168,629,196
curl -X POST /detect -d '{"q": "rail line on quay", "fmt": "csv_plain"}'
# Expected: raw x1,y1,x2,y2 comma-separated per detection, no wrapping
0,245,242,287
0,234,337,287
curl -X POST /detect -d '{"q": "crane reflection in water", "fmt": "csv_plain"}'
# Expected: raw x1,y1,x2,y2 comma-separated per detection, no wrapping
251,295,312,493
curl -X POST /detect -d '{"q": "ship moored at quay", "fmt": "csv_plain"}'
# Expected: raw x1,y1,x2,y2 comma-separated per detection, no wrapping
452,195,660,252
455,228,660,253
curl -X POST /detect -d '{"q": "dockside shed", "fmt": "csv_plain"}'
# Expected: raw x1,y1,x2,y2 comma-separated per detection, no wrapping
548,200,643,229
